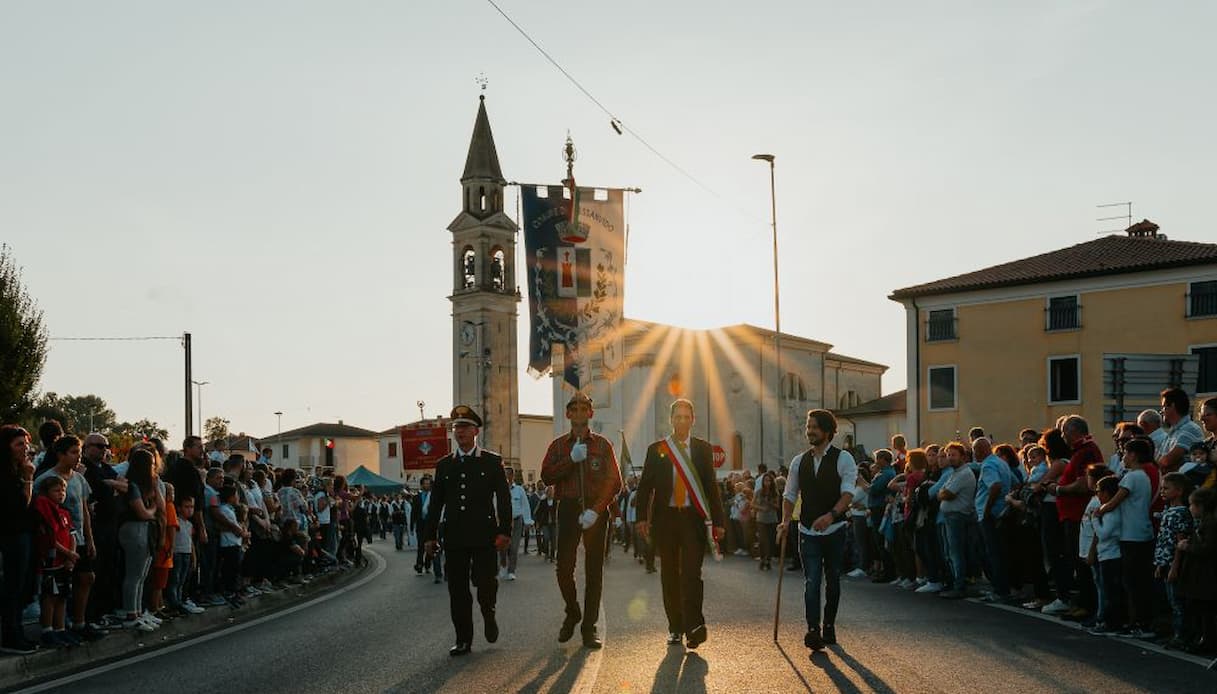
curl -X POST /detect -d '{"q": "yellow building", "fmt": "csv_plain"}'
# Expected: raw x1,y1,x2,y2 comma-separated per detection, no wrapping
890,221,1217,451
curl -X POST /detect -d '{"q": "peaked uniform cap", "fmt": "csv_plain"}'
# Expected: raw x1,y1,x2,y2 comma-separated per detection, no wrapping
450,405,483,428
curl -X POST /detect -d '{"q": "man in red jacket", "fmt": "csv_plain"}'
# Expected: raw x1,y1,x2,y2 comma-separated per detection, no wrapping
541,392,622,649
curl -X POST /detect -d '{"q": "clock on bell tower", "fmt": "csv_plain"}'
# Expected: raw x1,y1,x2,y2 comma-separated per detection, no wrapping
448,95,522,474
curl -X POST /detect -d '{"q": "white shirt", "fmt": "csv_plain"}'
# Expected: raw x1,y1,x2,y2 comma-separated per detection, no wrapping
314,491,331,524
509,484,533,523
1117,468,1153,542
784,447,858,536
668,436,693,508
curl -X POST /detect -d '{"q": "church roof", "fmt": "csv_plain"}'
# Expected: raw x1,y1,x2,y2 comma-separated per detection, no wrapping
462,96,505,183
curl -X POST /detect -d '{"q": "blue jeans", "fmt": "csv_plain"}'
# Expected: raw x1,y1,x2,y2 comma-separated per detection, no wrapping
1091,564,1105,622
979,516,1009,596
943,512,970,591
1164,579,1185,638
799,528,845,630
166,552,192,607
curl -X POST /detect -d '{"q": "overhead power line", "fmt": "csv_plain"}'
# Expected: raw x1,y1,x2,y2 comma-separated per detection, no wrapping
484,0,735,205
49,336,181,342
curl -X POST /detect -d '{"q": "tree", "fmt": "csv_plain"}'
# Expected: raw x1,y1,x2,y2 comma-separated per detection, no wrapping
110,418,170,441
60,394,116,435
0,244,49,423
204,416,231,444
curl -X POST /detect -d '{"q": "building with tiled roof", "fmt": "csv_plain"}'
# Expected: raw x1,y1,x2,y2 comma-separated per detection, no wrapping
890,222,1217,450
259,421,380,477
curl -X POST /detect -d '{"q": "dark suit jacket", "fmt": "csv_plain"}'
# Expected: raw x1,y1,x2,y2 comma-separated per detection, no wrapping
635,437,725,549
423,449,511,549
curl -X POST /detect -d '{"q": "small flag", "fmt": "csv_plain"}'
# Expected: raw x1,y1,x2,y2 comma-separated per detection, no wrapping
620,431,633,469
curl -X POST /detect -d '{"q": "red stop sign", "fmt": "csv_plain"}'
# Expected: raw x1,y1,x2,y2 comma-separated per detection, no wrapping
711,445,726,468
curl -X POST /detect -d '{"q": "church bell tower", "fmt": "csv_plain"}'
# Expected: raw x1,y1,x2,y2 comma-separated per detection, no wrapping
448,95,521,474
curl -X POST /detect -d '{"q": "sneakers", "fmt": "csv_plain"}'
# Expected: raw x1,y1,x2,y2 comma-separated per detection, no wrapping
915,582,944,594
40,631,70,649
181,601,205,615
203,595,227,607
1122,628,1156,640
506,573,517,581
73,624,108,641
845,568,867,579
141,613,163,626
124,617,156,632
897,578,916,589
1088,622,1117,636
733,549,748,557
1040,599,1071,615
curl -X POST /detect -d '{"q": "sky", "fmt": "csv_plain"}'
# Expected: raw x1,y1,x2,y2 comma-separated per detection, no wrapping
3,1,1215,445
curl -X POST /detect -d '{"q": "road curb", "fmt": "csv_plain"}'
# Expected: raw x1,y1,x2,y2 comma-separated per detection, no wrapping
0,561,369,692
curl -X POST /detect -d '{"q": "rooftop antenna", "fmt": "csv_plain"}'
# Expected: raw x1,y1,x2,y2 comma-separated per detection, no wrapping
1096,201,1132,234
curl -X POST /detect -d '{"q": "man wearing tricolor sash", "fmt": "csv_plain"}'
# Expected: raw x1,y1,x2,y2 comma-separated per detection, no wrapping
777,408,858,653
635,399,725,649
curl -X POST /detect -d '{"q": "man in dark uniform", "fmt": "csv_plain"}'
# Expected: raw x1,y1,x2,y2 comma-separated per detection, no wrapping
540,392,622,649
423,406,511,657
777,408,858,653
635,398,725,649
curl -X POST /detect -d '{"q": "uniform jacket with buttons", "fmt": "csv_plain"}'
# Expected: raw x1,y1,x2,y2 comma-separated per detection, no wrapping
422,448,511,548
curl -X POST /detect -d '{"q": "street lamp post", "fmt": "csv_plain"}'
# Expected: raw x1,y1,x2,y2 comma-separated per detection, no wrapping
752,153,783,469
192,380,209,439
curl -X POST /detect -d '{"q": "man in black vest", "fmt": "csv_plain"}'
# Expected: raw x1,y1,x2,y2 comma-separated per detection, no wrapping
635,398,725,649
423,405,512,657
778,408,858,652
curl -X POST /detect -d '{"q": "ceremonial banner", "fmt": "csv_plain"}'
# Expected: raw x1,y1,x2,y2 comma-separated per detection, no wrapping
400,425,450,471
522,185,625,390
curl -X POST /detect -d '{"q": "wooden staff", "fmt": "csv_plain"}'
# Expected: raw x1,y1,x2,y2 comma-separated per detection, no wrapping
773,521,789,642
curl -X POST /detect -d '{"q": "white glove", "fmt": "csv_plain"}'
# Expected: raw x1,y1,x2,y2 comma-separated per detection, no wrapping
570,440,588,463
578,509,599,529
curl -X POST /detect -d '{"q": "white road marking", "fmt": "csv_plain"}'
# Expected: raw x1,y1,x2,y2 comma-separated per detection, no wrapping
17,549,388,694
570,603,605,694
968,597,1212,668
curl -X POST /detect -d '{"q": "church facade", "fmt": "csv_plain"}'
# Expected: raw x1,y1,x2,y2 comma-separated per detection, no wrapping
548,319,886,476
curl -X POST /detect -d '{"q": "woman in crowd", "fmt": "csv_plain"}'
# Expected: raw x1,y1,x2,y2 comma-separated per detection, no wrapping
1,426,37,654
754,472,780,570
118,448,159,632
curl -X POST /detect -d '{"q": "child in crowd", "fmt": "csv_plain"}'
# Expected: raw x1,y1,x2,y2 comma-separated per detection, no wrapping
166,495,204,615
1088,475,1125,635
33,476,79,648
1076,464,1108,628
217,485,250,607
1157,472,1194,648
1176,487,1217,654
147,483,179,619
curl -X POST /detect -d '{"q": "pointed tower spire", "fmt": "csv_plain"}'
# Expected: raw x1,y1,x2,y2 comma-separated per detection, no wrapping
462,95,505,183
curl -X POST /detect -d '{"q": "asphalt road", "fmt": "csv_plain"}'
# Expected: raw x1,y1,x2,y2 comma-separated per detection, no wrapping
21,537,1217,694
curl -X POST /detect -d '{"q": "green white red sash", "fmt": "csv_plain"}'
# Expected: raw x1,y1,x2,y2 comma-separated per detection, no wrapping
662,436,722,560
662,436,709,519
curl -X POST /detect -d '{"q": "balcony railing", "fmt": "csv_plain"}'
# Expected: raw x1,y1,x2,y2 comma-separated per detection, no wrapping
1046,303,1081,331
926,315,956,342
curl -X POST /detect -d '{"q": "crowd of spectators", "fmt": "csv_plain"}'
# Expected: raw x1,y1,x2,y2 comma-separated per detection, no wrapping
1,427,406,656
599,388,1217,656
